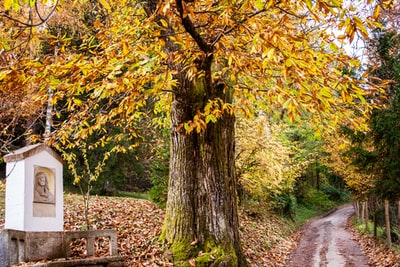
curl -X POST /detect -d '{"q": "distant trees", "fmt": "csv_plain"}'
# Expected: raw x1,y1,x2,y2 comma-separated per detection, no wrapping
339,6,400,245
368,29,400,200
235,115,302,204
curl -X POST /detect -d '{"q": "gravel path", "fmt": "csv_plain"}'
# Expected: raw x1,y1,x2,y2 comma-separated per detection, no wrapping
286,204,370,267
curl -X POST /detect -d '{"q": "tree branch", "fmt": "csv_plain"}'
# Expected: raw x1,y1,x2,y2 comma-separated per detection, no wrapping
211,8,267,47
0,0,59,27
175,0,213,53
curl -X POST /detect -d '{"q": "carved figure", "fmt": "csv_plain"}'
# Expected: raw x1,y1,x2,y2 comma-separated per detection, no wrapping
34,172,54,203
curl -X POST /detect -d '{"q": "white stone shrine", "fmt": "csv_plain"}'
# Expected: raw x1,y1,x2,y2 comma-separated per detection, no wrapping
3,143,64,232
1,144,125,267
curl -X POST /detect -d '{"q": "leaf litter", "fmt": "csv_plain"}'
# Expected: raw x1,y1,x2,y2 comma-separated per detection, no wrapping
0,189,399,266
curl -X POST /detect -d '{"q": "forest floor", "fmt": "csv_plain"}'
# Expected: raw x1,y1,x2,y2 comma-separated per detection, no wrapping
0,183,399,266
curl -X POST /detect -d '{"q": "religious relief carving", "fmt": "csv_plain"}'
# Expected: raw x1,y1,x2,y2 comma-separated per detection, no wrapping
33,170,55,204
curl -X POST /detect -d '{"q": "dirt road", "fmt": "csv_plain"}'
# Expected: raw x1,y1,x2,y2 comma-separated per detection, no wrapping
286,204,370,267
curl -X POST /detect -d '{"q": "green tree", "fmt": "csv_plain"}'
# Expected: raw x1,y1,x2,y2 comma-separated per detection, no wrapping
368,29,400,200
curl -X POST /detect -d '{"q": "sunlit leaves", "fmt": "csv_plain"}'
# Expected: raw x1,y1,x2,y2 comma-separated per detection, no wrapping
0,0,394,189
0,58,47,153
236,116,304,199
98,0,111,11
180,98,234,133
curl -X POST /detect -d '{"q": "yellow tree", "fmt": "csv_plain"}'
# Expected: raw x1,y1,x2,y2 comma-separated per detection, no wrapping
0,0,59,152
235,115,304,202
2,0,395,265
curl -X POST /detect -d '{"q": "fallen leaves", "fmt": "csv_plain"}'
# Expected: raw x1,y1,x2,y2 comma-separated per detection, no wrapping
63,193,169,266
63,194,304,266
240,212,300,266
350,220,400,267
0,182,400,266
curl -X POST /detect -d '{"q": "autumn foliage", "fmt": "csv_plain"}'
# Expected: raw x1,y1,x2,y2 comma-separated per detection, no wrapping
1,0,398,265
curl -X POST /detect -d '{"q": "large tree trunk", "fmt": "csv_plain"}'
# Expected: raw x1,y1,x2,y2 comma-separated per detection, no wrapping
141,1,247,265
163,78,247,266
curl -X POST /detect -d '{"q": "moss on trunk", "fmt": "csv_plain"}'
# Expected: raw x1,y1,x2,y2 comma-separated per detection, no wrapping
160,75,247,266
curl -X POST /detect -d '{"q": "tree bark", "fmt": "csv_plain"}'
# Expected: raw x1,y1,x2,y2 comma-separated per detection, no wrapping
141,1,247,265
315,161,320,191
397,200,400,232
163,79,246,266
385,199,392,247
361,201,365,225
365,201,369,232
354,201,359,223
372,196,377,238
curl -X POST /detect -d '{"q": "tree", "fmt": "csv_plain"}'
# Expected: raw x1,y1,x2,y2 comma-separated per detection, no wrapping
368,29,400,200
60,139,118,229
235,115,303,203
2,0,395,265
0,0,62,153
331,4,400,243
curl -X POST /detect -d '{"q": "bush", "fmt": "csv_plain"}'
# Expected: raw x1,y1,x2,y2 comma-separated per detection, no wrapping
149,147,169,207
303,188,334,211
270,192,297,220
321,184,350,203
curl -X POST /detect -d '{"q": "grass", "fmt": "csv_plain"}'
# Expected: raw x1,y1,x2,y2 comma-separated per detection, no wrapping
115,190,151,200
353,220,384,236
293,204,325,226
64,184,151,201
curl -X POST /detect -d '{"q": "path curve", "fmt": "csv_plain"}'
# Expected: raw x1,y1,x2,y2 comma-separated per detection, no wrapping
286,204,370,267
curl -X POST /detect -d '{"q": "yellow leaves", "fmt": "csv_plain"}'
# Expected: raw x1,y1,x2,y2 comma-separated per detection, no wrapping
341,13,380,43
73,98,83,105
284,58,294,68
262,47,276,61
6,0,384,164
315,0,342,15
0,70,12,81
344,17,356,43
98,0,111,11
373,4,381,19
323,132,375,197
304,0,313,10
3,0,11,10
179,98,234,134
236,117,302,199
255,0,264,10
3,0,19,11
380,0,395,9
353,16,369,40
121,40,130,56
206,114,218,123
159,19,169,28
329,42,339,53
